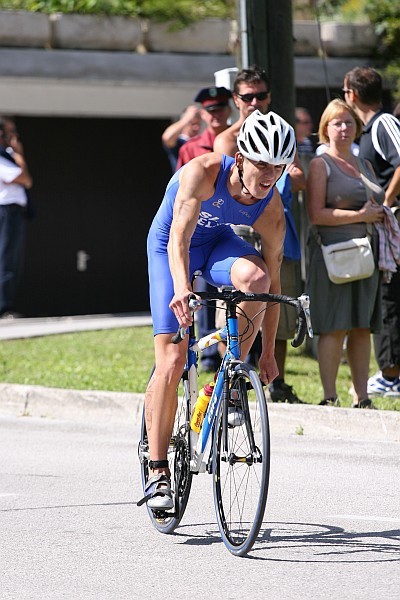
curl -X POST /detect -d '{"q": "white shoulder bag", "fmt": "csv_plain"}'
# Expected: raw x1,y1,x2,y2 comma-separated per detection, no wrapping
315,157,375,285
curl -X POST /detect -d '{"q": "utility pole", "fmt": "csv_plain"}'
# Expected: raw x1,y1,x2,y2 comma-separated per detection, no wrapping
242,0,295,125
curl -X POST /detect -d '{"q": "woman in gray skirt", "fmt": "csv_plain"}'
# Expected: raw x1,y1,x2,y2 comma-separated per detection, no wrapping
306,99,385,408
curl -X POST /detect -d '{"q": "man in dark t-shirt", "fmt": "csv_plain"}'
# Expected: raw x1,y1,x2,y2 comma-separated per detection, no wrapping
344,67,400,398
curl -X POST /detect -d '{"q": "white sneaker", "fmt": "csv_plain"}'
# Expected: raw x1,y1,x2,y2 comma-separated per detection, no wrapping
384,377,400,397
367,371,400,397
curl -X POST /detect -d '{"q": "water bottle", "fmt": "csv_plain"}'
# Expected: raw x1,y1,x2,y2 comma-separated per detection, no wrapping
190,382,214,433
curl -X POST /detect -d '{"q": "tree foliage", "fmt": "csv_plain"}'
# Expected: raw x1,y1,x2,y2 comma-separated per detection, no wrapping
364,0,400,99
315,0,400,101
0,0,235,26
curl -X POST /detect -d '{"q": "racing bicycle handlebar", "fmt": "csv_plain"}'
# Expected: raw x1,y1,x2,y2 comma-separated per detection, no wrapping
171,290,313,347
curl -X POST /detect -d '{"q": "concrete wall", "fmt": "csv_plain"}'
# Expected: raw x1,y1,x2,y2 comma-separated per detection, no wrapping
0,12,379,118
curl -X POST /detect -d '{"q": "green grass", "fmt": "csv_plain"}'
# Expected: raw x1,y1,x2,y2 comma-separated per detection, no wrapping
0,326,399,411
0,327,153,394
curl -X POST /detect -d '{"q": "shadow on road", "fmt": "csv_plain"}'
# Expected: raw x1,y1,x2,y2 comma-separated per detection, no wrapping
172,520,400,561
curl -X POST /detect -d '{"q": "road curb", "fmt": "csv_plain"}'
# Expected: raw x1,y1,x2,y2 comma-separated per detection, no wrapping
0,383,143,424
0,383,399,442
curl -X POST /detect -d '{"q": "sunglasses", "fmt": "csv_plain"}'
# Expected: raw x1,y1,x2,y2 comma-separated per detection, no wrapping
236,91,269,103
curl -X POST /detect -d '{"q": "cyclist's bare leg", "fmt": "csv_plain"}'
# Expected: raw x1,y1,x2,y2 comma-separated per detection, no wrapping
230,255,271,359
145,333,187,476
346,328,370,402
318,330,346,399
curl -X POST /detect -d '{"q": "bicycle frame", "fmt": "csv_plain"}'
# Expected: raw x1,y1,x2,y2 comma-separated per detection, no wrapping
183,289,312,474
188,303,241,474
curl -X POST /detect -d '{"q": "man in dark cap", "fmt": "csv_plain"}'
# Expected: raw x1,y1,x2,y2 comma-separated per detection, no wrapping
176,86,232,169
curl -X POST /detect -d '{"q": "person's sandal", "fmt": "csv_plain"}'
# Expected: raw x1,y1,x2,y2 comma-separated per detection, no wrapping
137,473,173,510
352,398,375,409
319,397,340,407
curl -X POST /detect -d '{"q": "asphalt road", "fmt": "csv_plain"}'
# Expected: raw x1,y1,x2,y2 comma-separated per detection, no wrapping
1,413,399,600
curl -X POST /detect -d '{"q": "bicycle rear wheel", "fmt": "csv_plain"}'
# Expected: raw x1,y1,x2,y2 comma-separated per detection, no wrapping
212,362,270,556
138,368,192,534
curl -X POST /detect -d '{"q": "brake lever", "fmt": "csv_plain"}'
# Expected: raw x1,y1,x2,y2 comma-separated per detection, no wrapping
171,327,187,344
298,294,313,338
171,295,201,343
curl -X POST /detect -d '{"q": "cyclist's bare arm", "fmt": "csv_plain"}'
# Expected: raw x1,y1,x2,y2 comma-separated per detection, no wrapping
168,154,221,327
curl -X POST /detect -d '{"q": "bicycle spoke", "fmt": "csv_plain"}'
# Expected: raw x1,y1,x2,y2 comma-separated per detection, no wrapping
213,363,270,556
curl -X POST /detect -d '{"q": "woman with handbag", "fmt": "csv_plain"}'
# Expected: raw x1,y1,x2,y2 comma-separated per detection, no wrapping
306,99,385,408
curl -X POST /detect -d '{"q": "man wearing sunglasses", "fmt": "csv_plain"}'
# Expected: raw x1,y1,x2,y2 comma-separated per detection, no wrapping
213,67,306,405
214,66,271,157
343,66,400,399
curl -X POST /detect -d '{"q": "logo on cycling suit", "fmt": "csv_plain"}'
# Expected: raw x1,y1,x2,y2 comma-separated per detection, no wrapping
212,199,224,208
197,211,221,228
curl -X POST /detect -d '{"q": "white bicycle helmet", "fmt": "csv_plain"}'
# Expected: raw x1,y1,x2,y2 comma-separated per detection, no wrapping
237,110,296,165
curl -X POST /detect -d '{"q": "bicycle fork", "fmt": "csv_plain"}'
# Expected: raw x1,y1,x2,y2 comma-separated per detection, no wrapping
220,364,262,466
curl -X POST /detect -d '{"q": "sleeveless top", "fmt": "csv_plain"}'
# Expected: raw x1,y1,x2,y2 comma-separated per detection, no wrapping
316,154,385,245
151,154,274,249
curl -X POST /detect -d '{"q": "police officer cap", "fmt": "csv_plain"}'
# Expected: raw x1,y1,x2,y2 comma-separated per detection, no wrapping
194,86,232,110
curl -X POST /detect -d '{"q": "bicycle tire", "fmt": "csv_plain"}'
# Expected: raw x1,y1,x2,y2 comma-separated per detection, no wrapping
138,367,193,534
212,362,270,556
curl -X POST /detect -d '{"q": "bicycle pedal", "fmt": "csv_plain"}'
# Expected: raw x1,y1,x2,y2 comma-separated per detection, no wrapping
151,509,177,519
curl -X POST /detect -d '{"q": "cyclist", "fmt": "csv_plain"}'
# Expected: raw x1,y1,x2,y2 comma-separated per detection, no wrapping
142,110,296,510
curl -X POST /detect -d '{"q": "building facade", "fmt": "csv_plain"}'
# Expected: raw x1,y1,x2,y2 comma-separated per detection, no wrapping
0,12,384,316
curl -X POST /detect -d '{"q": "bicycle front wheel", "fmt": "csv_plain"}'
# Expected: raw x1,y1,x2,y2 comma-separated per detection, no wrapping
212,362,270,556
138,368,192,534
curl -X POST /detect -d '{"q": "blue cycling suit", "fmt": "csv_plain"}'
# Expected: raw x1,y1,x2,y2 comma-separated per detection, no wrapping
147,155,274,335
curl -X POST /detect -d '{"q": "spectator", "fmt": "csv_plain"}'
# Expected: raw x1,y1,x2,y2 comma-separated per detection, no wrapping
316,140,360,157
306,98,385,408
344,67,400,399
176,86,231,169
177,86,232,372
295,107,315,158
0,117,33,317
3,117,35,220
214,65,305,403
214,65,271,157
161,105,202,172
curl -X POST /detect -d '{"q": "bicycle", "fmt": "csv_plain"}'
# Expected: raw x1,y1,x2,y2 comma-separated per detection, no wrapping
138,288,313,556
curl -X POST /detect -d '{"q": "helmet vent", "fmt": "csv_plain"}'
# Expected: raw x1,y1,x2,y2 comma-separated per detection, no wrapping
248,133,260,154
239,140,248,154
273,131,280,156
281,133,291,156
255,126,270,155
